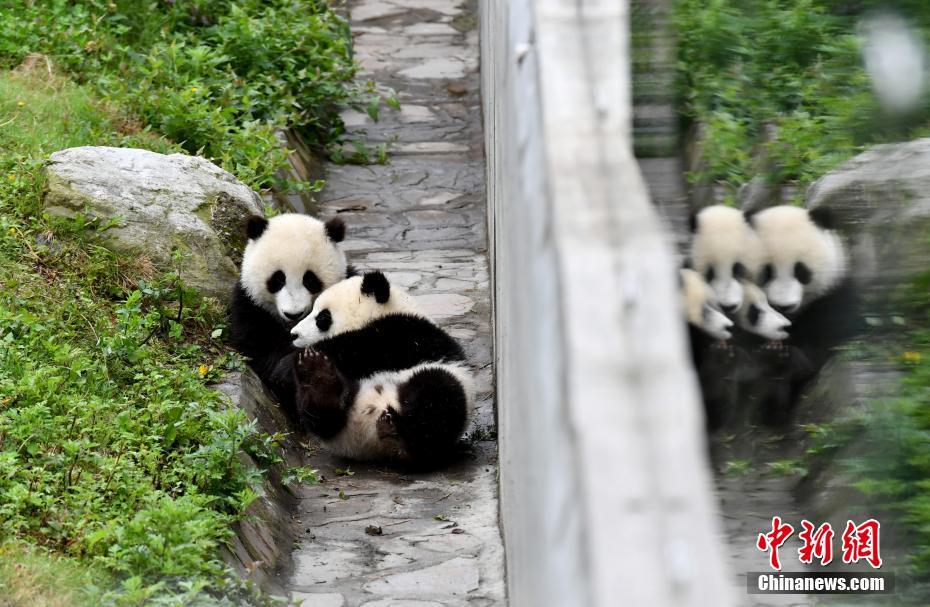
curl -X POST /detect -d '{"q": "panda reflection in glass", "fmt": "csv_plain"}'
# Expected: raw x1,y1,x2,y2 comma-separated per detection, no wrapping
685,204,858,429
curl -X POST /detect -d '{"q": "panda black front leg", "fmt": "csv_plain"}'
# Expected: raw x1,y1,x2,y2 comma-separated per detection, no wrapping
294,349,350,439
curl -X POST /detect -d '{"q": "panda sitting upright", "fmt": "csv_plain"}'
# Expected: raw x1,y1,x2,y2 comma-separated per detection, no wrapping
747,205,859,423
689,204,764,314
680,268,735,430
228,213,352,418
289,271,474,463
749,205,860,361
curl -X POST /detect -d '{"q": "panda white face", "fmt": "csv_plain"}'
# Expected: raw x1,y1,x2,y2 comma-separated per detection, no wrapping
690,205,763,312
681,269,733,341
290,271,419,347
240,214,347,326
751,206,847,315
736,281,791,340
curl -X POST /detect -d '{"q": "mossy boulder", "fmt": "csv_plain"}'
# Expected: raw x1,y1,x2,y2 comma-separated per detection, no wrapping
44,146,262,301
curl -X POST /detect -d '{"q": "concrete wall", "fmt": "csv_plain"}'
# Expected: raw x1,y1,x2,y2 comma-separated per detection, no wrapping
480,2,734,605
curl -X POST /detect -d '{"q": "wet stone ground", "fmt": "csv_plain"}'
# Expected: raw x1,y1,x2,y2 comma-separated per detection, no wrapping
283,1,505,606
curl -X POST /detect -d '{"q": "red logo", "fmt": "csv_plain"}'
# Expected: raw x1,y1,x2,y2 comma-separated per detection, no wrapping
842,519,882,568
798,520,834,566
758,517,881,570
757,516,794,571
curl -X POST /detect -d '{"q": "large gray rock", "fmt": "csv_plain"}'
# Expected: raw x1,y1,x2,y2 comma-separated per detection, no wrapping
806,138,930,291
44,146,263,301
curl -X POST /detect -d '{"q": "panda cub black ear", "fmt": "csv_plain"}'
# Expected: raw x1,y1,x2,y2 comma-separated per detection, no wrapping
743,208,758,227
808,207,835,231
246,215,268,240
361,271,391,304
324,217,346,243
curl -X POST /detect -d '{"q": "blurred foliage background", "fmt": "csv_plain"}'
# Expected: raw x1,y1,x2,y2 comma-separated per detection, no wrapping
675,0,930,192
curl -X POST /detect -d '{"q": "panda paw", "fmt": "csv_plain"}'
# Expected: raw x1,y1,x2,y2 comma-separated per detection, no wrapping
294,348,346,413
762,340,788,354
295,348,337,386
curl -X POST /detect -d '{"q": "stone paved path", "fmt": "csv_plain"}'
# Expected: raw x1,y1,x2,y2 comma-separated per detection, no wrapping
284,1,505,606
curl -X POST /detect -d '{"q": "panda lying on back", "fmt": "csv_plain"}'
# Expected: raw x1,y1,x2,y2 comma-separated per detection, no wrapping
289,272,474,463
228,213,352,418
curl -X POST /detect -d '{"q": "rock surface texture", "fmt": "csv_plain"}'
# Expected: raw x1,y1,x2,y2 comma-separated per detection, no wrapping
44,146,263,301
806,138,930,292
284,1,505,606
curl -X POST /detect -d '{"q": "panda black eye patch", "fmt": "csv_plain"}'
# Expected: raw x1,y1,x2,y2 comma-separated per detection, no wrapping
303,270,323,294
705,266,716,283
794,262,813,285
732,262,746,279
761,264,774,284
748,304,761,326
266,270,286,293
316,309,332,332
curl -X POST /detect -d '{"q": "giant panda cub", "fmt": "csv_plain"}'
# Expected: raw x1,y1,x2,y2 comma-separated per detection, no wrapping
689,204,764,313
733,280,791,342
228,213,351,417
747,205,857,424
289,272,474,463
730,280,801,426
681,270,792,430
750,205,858,359
681,268,733,345
681,268,735,430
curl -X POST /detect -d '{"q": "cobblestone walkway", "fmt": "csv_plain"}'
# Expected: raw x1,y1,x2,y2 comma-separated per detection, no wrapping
285,1,505,606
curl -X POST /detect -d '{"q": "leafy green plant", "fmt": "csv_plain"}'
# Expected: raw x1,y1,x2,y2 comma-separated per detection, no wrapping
800,272,930,603
0,71,280,604
0,0,388,188
673,0,930,190
282,465,319,486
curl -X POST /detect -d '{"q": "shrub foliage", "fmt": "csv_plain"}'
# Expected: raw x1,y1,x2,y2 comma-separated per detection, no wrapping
674,0,930,191
0,65,280,606
0,0,376,188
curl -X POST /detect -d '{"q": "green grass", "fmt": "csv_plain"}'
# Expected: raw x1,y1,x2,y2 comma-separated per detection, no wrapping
0,541,102,607
806,344,930,602
0,67,178,157
0,0,385,189
0,70,281,605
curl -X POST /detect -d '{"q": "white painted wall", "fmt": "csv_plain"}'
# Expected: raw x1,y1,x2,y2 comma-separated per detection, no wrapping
480,2,735,605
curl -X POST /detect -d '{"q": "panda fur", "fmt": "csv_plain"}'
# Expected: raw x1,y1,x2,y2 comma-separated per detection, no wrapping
681,268,733,346
680,268,736,430
228,213,351,417
750,205,860,357
289,271,475,463
689,205,764,313
746,205,859,425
